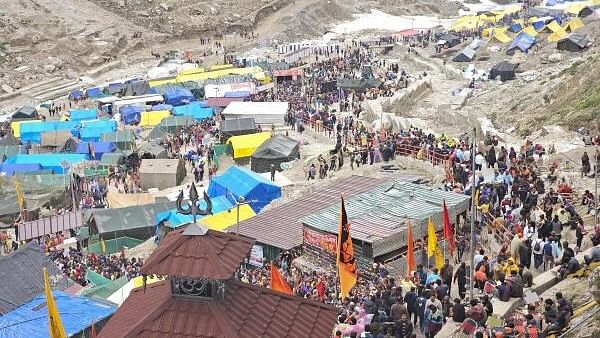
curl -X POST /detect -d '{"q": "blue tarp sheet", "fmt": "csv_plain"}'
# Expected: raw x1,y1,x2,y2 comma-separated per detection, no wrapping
69,108,98,123
155,195,235,228
4,154,89,174
0,163,43,176
86,87,103,98
224,91,250,98
75,141,116,159
508,33,536,54
162,87,194,106
20,121,78,144
0,291,116,338
207,166,281,213
172,102,214,120
121,105,143,125
197,100,209,108
532,21,545,31
151,104,173,111
510,23,522,33
69,89,84,100
79,120,117,142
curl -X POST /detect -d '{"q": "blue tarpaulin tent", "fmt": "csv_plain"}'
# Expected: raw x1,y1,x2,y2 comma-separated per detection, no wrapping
151,104,173,111
532,20,545,31
0,163,43,176
69,89,85,100
510,23,522,33
0,291,116,338
20,121,78,144
507,33,536,55
75,141,116,159
121,105,143,125
161,87,194,106
155,195,235,228
86,87,103,98
207,166,281,213
4,154,88,173
69,108,98,123
79,120,117,142
172,102,214,120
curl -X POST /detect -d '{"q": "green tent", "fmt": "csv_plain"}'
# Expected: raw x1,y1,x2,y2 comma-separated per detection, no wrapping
100,131,136,151
81,276,128,300
85,268,111,287
86,236,144,255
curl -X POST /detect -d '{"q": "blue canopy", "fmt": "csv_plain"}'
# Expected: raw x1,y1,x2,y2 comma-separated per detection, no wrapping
207,166,281,213
510,23,522,33
20,121,78,144
151,103,173,111
69,89,84,100
155,195,235,229
172,102,214,120
86,87,103,98
224,91,250,98
162,87,194,106
69,108,97,123
532,20,545,31
4,154,89,173
79,120,117,142
0,291,116,338
0,163,43,176
121,105,143,125
75,141,116,159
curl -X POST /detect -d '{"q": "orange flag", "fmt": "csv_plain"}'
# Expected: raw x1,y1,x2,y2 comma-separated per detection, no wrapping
337,196,357,298
442,200,456,256
406,221,416,277
270,264,292,295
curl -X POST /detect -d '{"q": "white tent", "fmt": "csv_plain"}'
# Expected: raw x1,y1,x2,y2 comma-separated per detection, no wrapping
221,101,288,126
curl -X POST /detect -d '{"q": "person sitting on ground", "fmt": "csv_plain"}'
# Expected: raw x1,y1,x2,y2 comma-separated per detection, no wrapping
496,276,511,302
584,246,600,265
503,257,519,277
558,256,581,279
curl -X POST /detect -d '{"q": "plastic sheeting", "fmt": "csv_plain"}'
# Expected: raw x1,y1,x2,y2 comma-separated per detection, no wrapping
69,108,98,122
200,203,256,231
75,141,116,159
159,86,194,106
4,154,89,174
226,132,271,158
79,120,118,142
19,121,77,144
172,102,214,120
121,105,143,125
140,111,171,127
0,163,43,176
155,195,235,228
207,165,281,213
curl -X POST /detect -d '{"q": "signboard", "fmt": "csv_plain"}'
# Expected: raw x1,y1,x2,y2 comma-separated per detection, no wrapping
204,82,257,98
249,244,264,267
303,227,337,255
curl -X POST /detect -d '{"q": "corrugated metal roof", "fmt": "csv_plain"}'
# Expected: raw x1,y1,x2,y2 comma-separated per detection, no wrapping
302,180,470,257
98,280,338,338
141,227,255,279
235,175,384,250
17,210,83,241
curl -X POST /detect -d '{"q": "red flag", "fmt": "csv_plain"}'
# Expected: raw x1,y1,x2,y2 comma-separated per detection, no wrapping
442,200,456,255
270,264,292,295
406,221,416,277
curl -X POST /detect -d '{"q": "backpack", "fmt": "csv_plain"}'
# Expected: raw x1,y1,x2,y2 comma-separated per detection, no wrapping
534,240,541,252
543,243,553,256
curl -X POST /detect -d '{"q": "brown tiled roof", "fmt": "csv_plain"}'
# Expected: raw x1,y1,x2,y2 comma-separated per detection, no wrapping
140,227,255,279
98,280,338,338
236,175,384,250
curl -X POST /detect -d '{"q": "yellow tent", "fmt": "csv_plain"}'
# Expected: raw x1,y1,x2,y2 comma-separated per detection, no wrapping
140,110,171,127
178,67,205,75
200,203,256,231
10,120,38,138
540,21,563,33
492,31,512,44
548,30,569,42
148,77,177,87
520,26,538,37
450,16,479,31
210,64,234,71
227,132,271,158
566,4,587,15
564,18,584,33
176,66,263,83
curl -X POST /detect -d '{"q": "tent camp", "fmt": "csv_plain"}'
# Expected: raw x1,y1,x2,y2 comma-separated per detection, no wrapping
0,244,71,315
207,165,281,213
221,101,288,126
220,117,257,139
227,132,271,159
87,201,176,239
251,135,299,173
137,141,168,159
124,79,150,96
12,106,38,120
68,108,98,123
507,33,536,55
40,130,72,149
557,33,589,52
138,159,186,190
140,110,171,127
75,141,116,159
489,61,516,81
3,153,88,173
438,33,461,48
172,101,214,120
157,115,196,133
452,47,476,62
79,120,118,142
20,121,77,144
100,131,136,151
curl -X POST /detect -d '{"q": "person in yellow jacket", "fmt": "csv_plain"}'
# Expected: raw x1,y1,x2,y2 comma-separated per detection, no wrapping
503,257,519,277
